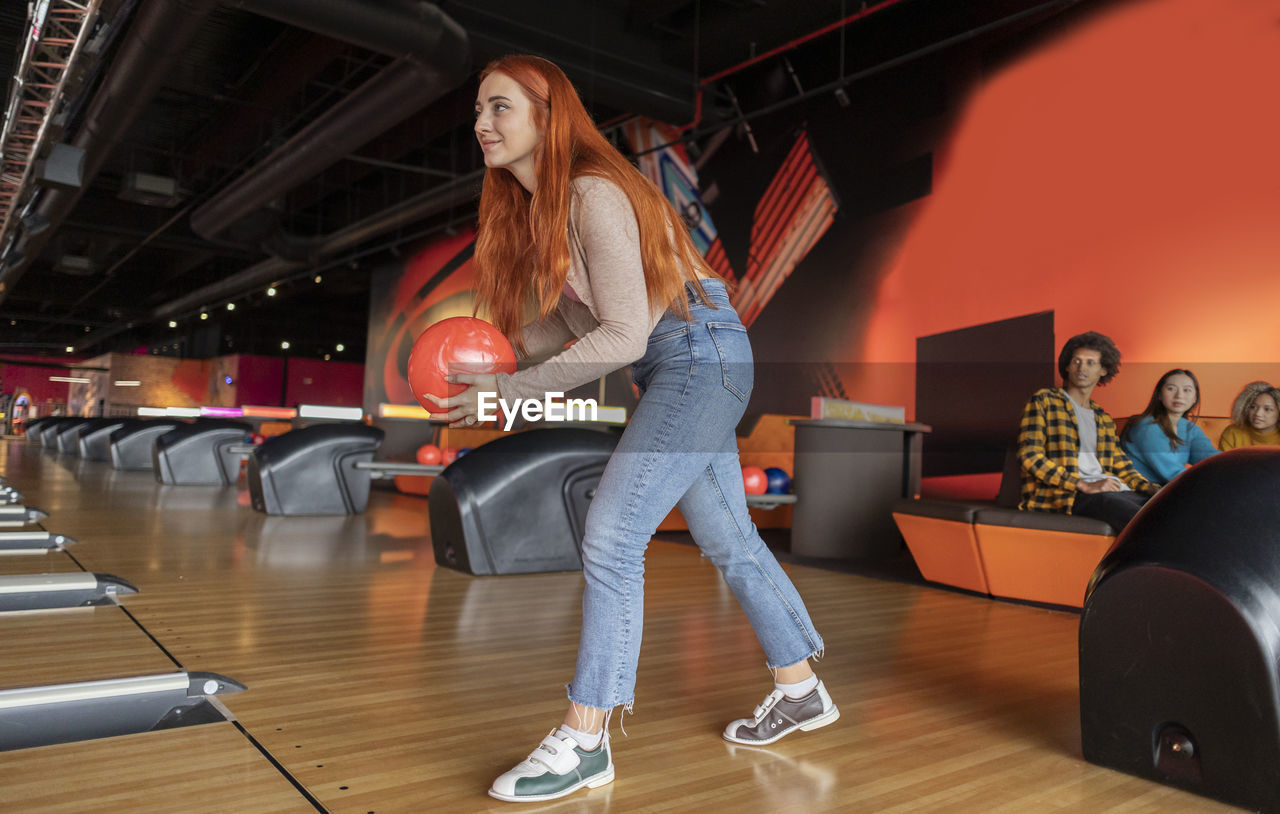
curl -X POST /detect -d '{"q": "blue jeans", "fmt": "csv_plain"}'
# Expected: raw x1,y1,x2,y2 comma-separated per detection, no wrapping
568,279,824,711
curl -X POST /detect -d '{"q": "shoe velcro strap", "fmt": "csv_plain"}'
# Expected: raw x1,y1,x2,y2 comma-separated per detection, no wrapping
527,734,582,775
753,690,784,721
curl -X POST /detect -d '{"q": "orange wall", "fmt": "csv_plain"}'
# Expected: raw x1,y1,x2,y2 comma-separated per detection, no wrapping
860,0,1280,419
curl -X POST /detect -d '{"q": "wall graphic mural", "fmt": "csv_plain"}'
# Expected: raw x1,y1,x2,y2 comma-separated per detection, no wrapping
364,124,847,417
366,0,1279,435
623,117,736,282
364,226,479,411
734,130,837,328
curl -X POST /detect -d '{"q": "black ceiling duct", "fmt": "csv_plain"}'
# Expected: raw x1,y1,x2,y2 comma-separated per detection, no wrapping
154,168,483,321
189,0,470,244
228,0,468,71
0,0,222,305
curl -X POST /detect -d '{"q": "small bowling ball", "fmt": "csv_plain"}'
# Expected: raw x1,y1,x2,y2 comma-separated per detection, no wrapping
456,447,472,457
251,433,266,445
741,465,768,495
764,467,791,494
416,443,441,466
407,317,517,411
440,447,459,465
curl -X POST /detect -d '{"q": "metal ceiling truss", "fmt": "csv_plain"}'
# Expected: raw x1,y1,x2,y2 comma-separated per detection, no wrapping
0,0,102,251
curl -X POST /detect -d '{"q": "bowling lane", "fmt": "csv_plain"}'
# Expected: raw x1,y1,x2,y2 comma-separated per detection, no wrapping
0,605,177,689
0,722,316,813
0,548,84,576
0,439,1242,812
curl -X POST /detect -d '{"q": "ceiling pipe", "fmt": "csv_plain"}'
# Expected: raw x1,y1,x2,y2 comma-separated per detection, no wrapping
155,168,484,321
668,0,1081,148
227,0,468,72
679,0,909,134
190,0,470,243
67,0,474,352
0,0,222,305
74,167,481,352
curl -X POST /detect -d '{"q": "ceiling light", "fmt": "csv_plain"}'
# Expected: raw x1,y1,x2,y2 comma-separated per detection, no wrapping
55,255,95,276
114,380,141,387
267,287,276,296
336,343,344,352
168,320,177,328
49,376,91,383
200,312,208,320
118,172,182,207
281,341,290,350
324,353,331,361
313,275,322,284
64,346,73,353
226,302,235,311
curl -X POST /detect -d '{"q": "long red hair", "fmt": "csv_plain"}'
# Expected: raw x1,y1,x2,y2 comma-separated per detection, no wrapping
472,54,716,354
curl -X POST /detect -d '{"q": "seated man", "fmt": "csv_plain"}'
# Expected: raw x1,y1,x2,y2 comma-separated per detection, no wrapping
1018,331,1159,531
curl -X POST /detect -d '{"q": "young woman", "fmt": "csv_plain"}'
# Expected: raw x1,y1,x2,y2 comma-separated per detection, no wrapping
427,55,836,804
1219,382,1280,449
1119,369,1218,484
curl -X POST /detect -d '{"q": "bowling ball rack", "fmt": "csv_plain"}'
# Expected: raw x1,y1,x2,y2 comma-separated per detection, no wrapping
744,493,797,511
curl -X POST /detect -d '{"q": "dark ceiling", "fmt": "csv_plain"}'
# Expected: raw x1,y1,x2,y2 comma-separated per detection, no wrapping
0,0,1092,364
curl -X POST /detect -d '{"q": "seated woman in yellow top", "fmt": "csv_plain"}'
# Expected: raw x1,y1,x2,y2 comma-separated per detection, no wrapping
1219,382,1280,449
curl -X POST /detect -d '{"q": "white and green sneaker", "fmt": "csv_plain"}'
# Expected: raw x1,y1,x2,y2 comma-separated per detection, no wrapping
488,730,615,803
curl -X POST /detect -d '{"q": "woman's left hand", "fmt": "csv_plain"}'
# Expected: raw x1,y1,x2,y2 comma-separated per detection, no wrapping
422,373,500,428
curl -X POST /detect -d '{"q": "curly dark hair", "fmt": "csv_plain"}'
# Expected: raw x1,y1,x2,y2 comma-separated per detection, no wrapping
1058,331,1121,386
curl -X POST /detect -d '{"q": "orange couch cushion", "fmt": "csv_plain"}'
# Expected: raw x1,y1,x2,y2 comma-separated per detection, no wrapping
893,512,990,594
973,523,1114,608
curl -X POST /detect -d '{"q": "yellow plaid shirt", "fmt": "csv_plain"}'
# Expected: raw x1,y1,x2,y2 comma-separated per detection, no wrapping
1017,388,1156,513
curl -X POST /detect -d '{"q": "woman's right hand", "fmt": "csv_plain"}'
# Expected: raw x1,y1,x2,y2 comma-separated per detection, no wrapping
423,373,500,428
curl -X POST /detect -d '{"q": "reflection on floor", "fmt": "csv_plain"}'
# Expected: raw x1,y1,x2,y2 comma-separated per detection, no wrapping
0,440,1241,813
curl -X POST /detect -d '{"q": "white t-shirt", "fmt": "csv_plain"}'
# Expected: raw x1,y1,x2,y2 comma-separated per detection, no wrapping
1067,391,1130,491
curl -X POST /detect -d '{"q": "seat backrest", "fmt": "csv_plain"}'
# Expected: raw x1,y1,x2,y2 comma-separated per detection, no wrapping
996,444,1022,508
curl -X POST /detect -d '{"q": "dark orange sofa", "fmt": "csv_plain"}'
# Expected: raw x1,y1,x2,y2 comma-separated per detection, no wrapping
894,416,1231,608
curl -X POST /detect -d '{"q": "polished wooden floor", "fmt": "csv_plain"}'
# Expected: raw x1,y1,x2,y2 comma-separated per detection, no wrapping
0,439,1242,813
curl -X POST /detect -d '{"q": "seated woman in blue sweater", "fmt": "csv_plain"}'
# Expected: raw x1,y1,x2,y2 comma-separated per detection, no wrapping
1120,368,1218,484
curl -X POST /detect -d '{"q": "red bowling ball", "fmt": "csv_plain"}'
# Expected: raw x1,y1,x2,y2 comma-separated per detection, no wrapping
440,446,459,465
741,465,768,495
407,316,517,410
416,443,442,466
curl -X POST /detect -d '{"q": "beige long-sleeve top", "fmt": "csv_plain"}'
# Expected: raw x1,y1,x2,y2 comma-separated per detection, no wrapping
494,175,668,403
